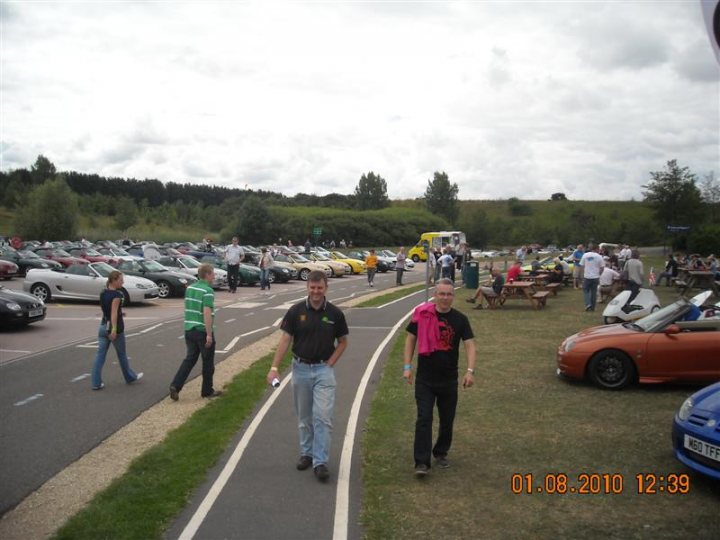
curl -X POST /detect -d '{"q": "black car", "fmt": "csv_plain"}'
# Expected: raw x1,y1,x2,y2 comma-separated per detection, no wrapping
231,252,296,283
113,259,198,298
0,246,62,276
0,285,46,327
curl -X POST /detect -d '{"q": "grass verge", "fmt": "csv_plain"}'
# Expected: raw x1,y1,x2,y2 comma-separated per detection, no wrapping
361,264,720,540
52,353,290,540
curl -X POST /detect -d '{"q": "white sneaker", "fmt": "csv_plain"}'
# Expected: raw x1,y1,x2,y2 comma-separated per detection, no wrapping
129,372,144,384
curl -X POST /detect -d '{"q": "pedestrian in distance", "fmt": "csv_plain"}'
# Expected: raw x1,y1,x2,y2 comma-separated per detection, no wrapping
578,244,605,312
91,270,143,390
403,278,476,477
438,248,454,281
266,270,349,482
570,244,585,289
169,263,223,400
365,249,378,287
396,247,407,286
224,236,245,294
259,247,274,291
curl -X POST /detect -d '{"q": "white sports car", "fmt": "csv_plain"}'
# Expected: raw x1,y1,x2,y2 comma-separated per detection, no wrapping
24,262,159,304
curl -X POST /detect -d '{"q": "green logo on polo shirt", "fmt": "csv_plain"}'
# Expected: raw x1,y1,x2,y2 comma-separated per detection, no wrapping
321,315,335,325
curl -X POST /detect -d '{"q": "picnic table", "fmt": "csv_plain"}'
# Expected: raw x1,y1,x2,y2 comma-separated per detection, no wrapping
677,270,720,299
499,280,551,310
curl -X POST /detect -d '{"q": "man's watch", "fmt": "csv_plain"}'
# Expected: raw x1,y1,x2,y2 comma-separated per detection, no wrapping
467,368,475,375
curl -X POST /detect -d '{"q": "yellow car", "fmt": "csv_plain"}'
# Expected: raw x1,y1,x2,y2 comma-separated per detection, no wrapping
308,253,351,277
330,251,366,274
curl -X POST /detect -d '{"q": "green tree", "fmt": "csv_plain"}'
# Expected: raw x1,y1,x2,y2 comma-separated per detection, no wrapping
17,176,78,240
423,171,459,225
235,195,272,244
642,160,704,228
115,196,139,231
699,171,719,223
550,192,567,201
30,155,57,185
354,172,389,210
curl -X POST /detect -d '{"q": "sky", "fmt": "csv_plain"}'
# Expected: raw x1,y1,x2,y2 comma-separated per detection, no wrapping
1,1,718,201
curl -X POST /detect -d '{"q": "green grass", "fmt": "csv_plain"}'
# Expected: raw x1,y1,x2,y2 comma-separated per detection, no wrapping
52,353,291,540
361,262,720,540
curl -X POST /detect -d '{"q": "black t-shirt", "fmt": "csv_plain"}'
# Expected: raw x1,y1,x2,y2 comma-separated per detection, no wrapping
281,298,349,361
100,288,125,334
406,308,474,382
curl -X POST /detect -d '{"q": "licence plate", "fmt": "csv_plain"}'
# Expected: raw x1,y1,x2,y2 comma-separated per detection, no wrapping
684,434,720,463
29,308,43,317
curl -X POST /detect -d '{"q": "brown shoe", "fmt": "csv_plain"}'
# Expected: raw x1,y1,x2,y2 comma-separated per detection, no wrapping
202,390,223,399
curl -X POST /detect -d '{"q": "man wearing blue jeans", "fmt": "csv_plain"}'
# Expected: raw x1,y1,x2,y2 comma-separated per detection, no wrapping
579,244,605,312
267,270,349,482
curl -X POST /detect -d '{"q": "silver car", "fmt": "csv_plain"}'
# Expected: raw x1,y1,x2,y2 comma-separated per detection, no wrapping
24,262,159,304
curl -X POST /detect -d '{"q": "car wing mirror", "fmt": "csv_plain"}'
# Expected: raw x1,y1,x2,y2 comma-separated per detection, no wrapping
664,324,681,335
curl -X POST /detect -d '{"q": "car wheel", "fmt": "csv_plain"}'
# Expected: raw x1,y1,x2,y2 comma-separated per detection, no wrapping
651,305,660,313
268,272,276,283
30,283,51,302
412,255,420,263
156,280,171,298
121,287,132,306
299,268,310,281
587,350,635,390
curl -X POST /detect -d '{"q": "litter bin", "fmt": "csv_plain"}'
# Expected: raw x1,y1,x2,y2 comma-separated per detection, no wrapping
464,261,479,289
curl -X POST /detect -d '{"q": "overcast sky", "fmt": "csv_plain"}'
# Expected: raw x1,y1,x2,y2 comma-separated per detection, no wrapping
1,1,718,201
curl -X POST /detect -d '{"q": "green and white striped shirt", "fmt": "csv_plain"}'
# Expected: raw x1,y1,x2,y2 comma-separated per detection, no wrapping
184,281,215,332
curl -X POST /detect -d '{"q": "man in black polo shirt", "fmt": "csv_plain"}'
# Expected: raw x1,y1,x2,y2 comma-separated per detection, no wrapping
267,270,349,482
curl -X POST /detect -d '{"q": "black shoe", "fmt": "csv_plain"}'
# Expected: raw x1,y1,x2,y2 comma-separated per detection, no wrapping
434,455,450,469
314,464,330,481
297,455,313,470
202,390,223,399
414,464,430,477
169,385,179,401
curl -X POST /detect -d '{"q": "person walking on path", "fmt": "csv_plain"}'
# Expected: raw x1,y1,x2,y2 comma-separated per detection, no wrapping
438,248,454,281
578,244,604,312
403,278,476,477
365,249,378,287
224,236,245,294
169,263,223,400
396,247,407,286
266,270,349,482
91,270,143,390
259,247,274,291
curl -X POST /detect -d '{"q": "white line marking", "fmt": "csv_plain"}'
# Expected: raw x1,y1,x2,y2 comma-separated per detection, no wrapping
272,317,282,327
71,374,91,382
14,393,44,407
140,323,163,333
178,375,292,540
0,349,32,354
240,326,271,338
333,306,416,540
225,318,237,323
221,336,240,352
77,343,98,349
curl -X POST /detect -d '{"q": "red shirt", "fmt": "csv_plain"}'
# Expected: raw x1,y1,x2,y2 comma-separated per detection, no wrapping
507,264,522,282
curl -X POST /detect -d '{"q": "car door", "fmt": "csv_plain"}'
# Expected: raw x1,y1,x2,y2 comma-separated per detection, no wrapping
60,265,98,299
645,327,720,381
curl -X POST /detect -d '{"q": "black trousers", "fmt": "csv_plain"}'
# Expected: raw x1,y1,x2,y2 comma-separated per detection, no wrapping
227,264,239,291
171,329,216,396
414,378,458,467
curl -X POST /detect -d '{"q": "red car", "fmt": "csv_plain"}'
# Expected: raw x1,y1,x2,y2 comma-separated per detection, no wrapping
68,248,114,264
32,248,88,268
0,259,19,280
557,298,720,390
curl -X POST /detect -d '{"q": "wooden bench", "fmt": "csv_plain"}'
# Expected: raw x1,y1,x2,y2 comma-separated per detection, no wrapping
531,291,551,309
674,280,687,292
543,283,562,295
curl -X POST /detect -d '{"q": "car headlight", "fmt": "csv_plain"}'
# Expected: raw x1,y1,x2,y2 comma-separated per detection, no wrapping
281,268,289,274
179,278,188,284
2,301,22,311
678,398,693,421
136,283,150,289
563,339,576,353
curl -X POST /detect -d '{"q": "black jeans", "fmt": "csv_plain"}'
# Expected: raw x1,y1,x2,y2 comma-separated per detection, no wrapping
227,264,239,291
396,267,404,285
171,329,216,396
626,281,641,303
414,378,458,467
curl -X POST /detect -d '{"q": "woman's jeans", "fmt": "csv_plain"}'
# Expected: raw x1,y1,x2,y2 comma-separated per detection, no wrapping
92,325,137,387
292,360,336,467
260,268,271,290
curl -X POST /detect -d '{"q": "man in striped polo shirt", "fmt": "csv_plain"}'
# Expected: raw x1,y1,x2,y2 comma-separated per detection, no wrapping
169,263,223,400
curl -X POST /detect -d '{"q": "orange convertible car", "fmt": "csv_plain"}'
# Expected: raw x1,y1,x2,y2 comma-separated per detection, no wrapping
557,298,720,390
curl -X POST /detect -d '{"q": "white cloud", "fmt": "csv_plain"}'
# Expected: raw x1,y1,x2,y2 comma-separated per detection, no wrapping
1,1,717,202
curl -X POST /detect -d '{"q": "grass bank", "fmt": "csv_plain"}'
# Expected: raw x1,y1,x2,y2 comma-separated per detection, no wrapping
361,264,720,540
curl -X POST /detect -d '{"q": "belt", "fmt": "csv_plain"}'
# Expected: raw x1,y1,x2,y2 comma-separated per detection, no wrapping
294,355,326,365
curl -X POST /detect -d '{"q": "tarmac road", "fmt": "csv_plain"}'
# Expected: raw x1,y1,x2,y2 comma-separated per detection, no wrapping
0,267,428,516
